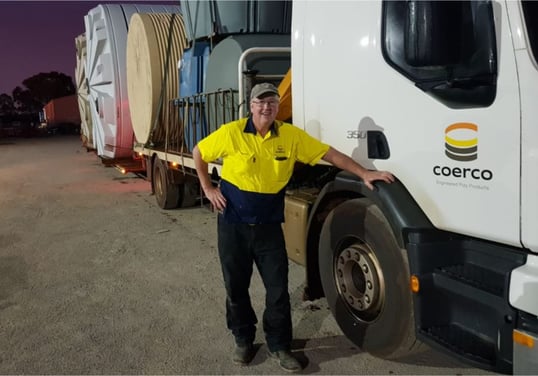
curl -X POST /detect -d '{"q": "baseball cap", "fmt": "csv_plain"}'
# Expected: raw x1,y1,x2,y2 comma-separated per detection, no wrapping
250,83,280,100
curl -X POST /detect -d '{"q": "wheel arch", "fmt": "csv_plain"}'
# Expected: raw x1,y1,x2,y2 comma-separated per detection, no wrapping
304,171,434,300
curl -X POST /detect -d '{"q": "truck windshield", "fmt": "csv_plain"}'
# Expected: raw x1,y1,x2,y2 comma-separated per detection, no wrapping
522,1,538,65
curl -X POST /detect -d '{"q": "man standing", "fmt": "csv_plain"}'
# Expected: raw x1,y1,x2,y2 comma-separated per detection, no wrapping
193,83,394,372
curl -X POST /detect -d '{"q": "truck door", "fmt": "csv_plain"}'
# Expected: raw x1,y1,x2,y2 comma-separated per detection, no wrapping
295,0,522,246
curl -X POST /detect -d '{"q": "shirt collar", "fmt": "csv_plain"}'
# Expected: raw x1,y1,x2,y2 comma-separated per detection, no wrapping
244,117,280,137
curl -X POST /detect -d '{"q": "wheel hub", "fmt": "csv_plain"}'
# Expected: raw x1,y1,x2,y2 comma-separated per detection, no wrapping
334,243,383,318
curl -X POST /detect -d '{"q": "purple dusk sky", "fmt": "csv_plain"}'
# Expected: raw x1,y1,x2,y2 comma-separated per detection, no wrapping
0,0,178,96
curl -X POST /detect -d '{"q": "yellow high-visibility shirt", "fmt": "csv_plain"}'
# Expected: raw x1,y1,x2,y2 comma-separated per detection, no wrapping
198,117,330,194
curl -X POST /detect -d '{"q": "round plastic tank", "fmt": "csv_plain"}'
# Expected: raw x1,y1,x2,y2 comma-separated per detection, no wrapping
204,34,291,131
84,3,180,159
75,33,93,149
126,13,188,146
181,0,291,41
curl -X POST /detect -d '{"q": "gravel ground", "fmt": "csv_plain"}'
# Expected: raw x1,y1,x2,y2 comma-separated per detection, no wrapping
0,135,496,375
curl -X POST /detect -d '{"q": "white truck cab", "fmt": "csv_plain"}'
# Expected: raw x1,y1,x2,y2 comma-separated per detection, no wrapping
291,1,537,373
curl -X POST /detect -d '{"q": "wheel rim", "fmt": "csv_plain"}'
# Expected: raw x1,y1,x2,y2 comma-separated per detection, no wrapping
334,242,385,322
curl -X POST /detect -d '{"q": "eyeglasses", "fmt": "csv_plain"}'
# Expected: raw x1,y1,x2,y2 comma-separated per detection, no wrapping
251,100,279,108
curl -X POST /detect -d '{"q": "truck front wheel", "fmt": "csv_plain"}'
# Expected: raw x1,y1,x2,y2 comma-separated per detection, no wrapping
319,198,419,358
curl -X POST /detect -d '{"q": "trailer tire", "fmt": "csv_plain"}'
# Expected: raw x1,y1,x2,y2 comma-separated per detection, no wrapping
319,198,419,359
153,158,180,209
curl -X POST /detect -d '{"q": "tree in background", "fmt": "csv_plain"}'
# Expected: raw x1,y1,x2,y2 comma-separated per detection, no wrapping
1,71,76,115
22,71,76,106
0,94,15,115
12,86,43,114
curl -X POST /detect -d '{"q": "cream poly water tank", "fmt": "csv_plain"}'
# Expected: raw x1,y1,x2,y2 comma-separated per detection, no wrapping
126,13,188,146
84,4,180,159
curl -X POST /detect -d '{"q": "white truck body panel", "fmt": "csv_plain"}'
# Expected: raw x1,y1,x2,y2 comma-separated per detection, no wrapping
519,53,538,253
507,2,538,252
510,254,538,316
293,0,524,248
506,1,538,316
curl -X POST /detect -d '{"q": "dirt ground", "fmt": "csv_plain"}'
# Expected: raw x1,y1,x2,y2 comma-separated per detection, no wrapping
0,135,495,375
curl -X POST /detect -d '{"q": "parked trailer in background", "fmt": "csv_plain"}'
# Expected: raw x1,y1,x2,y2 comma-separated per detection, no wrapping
77,1,538,374
40,95,81,134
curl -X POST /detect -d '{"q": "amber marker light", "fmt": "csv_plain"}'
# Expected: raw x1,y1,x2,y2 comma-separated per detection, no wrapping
172,162,178,167
513,330,535,348
410,275,420,293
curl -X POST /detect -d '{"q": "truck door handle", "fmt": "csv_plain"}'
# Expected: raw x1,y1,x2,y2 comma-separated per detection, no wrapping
367,131,390,159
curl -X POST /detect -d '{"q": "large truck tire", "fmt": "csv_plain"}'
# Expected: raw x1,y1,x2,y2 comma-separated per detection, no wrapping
319,198,420,359
153,157,180,209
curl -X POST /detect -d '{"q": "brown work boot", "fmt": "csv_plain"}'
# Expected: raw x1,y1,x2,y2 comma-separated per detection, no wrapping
268,350,302,373
232,344,256,365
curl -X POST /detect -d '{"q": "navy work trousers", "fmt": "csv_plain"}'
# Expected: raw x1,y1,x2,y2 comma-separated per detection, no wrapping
217,216,292,352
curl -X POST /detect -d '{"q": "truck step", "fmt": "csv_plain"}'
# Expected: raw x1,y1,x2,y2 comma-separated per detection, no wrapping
420,324,495,365
418,267,504,370
438,263,504,296
407,235,527,374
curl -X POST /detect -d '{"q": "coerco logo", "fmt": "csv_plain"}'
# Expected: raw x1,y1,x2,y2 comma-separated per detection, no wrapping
433,122,493,181
444,122,478,161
